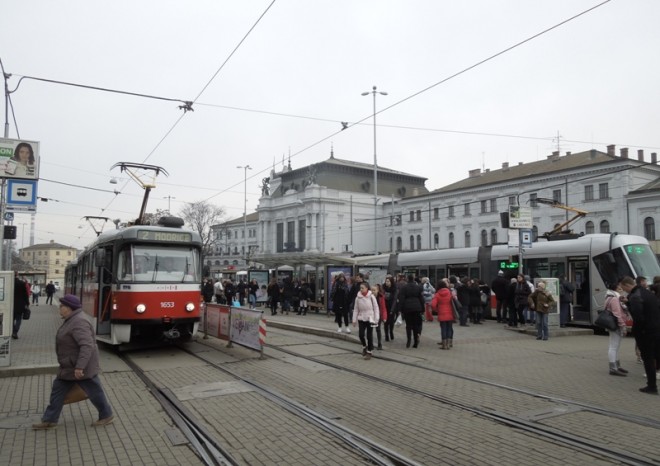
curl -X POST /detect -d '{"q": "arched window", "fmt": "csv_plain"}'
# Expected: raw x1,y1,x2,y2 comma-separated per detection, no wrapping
481,229,488,246
490,229,498,245
532,225,538,242
644,217,655,240
600,220,610,233
396,237,402,251
223,260,229,265
214,260,220,266
409,235,415,250
465,231,471,248
433,233,439,248
448,232,454,249
585,221,594,234
416,235,422,250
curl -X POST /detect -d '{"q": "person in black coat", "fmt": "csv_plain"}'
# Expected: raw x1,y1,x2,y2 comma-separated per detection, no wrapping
398,275,424,348
491,271,509,323
455,277,471,327
620,276,660,394
201,279,214,304
12,274,30,339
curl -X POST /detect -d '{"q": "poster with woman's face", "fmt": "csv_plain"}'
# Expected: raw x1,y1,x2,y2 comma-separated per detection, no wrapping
0,138,40,180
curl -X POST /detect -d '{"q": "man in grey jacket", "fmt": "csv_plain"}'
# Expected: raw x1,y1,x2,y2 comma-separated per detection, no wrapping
32,294,114,429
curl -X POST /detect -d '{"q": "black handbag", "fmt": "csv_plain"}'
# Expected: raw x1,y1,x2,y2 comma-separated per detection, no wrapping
451,298,461,323
22,306,31,320
594,297,617,331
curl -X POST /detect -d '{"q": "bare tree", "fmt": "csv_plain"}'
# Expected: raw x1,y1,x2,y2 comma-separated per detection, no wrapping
179,201,225,258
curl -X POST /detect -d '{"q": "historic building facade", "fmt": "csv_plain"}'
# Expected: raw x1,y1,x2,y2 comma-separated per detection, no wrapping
19,240,78,287
208,145,660,276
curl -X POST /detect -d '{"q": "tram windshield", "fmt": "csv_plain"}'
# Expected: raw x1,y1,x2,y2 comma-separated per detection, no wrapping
117,245,200,283
593,243,660,288
623,243,660,280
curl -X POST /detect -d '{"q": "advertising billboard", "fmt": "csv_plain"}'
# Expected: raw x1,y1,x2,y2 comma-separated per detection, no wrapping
0,138,40,180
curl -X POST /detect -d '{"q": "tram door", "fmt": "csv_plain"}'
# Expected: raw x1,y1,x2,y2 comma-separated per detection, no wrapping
568,259,590,323
96,247,113,336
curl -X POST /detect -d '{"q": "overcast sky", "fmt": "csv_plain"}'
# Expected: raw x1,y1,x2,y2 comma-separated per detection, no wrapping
2,0,659,250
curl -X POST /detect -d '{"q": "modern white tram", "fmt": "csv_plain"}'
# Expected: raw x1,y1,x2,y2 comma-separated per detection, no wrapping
359,233,660,326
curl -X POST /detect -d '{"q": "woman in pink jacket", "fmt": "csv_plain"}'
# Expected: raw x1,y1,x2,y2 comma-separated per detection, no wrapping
352,282,380,359
431,280,454,350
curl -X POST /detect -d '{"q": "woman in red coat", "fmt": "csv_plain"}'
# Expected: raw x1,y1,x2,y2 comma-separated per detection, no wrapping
431,280,454,350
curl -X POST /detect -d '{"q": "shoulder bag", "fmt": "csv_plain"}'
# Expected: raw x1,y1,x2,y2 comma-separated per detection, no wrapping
594,297,618,331
22,306,31,320
451,297,461,323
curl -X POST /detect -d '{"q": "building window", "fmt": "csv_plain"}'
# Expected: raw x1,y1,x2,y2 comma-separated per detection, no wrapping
508,196,516,206
480,200,487,214
464,203,470,216
416,235,422,250
585,185,594,201
490,229,498,245
433,208,439,220
448,206,454,218
449,232,454,249
644,217,655,240
490,199,497,212
433,233,439,247
228,231,232,240
600,220,610,233
585,221,594,234
532,225,538,242
409,235,415,250
599,183,609,199
409,211,415,222
553,189,561,203
396,237,402,251
530,193,538,207
416,210,421,221
276,222,284,252
465,231,471,247
480,229,488,246
298,219,306,251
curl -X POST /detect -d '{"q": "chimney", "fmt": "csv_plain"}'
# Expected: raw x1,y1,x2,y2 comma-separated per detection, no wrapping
468,168,481,178
607,144,615,156
518,162,523,166
590,149,598,159
620,148,629,159
547,151,560,161
637,149,644,161
502,162,509,170
566,151,571,156
652,152,657,164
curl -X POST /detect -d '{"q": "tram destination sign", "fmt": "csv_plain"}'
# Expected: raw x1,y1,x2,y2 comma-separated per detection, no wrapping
137,230,192,242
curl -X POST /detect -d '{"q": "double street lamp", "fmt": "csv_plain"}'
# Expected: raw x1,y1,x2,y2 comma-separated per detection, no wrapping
362,85,388,255
237,165,252,265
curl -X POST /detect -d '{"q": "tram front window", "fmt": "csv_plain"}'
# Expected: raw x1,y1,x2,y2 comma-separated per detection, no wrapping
623,244,660,280
118,246,200,283
593,249,632,288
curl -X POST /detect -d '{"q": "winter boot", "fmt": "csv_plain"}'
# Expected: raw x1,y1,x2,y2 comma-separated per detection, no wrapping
616,361,628,374
449,339,453,348
413,334,419,348
609,362,626,376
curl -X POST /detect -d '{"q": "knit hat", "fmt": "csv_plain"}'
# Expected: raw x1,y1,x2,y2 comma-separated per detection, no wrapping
498,270,504,276
59,294,82,310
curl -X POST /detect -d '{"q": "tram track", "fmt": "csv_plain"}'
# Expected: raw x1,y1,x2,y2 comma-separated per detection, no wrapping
259,331,660,466
119,346,421,466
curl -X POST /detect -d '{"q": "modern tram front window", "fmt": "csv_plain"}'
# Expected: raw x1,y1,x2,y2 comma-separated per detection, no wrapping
592,249,633,288
623,244,660,280
118,245,200,283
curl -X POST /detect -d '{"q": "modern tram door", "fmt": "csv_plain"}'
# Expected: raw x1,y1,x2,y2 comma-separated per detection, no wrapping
568,259,590,323
96,247,113,336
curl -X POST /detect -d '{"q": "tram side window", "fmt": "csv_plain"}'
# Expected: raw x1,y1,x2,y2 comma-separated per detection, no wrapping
593,249,632,288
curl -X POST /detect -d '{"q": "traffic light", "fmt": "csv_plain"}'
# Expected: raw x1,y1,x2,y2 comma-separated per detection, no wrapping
3,225,17,239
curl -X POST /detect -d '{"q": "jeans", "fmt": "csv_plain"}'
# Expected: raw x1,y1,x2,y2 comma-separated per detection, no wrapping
607,328,623,363
42,375,113,423
46,294,54,305
440,321,454,341
536,312,549,339
358,320,374,351
12,310,23,336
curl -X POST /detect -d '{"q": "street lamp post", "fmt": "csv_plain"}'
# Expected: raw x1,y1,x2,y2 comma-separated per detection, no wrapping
237,165,252,266
362,85,387,255
165,195,175,213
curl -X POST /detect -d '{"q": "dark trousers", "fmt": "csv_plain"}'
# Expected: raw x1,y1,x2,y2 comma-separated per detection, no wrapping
46,294,54,305
12,311,23,336
42,375,113,423
559,301,570,326
405,312,422,343
334,307,349,326
508,303,518,326
459,303,469,326
358,321,374,352
636,334,660,390
384,312,396,339
496,298,506,322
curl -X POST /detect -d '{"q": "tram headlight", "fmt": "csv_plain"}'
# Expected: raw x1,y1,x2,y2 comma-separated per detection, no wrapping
136,304,146,314
185,302,195,312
